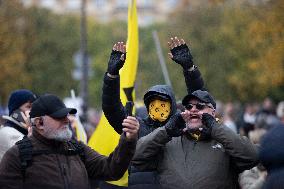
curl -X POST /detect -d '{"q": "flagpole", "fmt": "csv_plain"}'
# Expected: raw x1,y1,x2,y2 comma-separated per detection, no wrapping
80,0,88,122
152,30,172,87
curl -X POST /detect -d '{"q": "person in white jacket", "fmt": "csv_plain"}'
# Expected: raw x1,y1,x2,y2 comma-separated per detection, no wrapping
0,89,36,160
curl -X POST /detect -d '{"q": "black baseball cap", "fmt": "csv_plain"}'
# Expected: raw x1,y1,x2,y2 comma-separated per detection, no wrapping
182,90,216,109
30,94,77,118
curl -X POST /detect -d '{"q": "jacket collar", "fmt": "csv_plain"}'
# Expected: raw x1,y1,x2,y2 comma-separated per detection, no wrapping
2,115,28,135
185,129,211,141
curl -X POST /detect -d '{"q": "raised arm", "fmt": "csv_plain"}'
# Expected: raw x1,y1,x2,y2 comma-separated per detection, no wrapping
86,116,139,180
168,37,205,93
102,42,127,134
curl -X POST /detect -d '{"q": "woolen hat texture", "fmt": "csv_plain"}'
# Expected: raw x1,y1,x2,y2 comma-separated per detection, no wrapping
8,89,36,115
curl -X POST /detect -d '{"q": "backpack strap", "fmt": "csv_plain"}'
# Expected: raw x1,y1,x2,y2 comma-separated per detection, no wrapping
16,138,86,182
30,140,85,158
68,140,86,163
16,136,33,182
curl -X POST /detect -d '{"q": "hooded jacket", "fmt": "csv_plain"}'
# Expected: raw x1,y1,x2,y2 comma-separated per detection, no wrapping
102,67,204,189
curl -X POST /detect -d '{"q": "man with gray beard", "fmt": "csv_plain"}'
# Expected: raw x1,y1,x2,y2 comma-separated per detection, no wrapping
0,94,139,189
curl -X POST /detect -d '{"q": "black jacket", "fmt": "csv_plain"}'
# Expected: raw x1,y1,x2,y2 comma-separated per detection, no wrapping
102,67,204,189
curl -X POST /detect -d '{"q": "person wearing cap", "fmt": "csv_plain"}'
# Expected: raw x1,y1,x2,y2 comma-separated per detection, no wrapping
0,89,36,160
0,94,139,189
132,90,259,189
102,37,204,189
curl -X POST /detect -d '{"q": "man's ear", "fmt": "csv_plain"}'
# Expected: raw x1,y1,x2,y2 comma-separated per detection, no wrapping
211,109,216,117
35,118,44,129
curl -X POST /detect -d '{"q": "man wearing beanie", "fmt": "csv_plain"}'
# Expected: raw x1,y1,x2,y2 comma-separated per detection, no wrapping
0,89,36,160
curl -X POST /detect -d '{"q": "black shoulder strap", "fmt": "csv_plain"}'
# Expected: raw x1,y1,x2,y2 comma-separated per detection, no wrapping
68,140,86,163
16,138,86,181
16,136,33,182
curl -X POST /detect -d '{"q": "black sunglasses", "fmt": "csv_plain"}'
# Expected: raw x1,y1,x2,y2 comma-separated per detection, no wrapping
185,102,213,110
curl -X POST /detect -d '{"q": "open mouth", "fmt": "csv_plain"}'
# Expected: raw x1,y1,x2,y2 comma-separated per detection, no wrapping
189,114,201,121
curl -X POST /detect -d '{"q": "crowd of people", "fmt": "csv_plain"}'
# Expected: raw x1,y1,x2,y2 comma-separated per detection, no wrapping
0,36,283,189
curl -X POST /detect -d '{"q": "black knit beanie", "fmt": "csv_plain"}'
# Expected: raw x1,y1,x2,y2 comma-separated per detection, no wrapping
8,89,36,115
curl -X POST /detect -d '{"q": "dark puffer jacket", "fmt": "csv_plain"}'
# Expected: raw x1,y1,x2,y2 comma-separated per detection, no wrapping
102,68,204,189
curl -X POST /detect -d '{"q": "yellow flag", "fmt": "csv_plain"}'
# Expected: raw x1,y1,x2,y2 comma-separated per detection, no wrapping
70,90,87,144
88,0,139,186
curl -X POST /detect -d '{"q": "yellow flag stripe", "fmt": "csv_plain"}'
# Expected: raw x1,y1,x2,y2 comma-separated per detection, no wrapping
88,0,138,186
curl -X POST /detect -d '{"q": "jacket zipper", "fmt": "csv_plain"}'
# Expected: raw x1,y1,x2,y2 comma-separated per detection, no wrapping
56,155,69,189
192,140,197,150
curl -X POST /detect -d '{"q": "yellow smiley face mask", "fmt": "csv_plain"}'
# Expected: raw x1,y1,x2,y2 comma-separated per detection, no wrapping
148,99,171,122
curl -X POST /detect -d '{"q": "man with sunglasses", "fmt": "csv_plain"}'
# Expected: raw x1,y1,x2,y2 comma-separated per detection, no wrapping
132,90,259,189
0,94,139,189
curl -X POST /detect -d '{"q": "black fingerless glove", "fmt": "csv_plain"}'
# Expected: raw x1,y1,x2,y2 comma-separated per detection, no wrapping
165,113,186,137
171,44,193,70
200,113,216,137
107,50,126,75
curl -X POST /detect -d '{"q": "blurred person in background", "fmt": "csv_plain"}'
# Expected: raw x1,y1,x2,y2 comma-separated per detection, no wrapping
276,101,284,124
259,97,276,115
0,89,36,160
223,102,237,133
255,98,280,129
259,122,284,189
240,103,257,136
238,114,269,189
85,108,101,140
0,102,6,124
239,100,283,189
102,37,205,189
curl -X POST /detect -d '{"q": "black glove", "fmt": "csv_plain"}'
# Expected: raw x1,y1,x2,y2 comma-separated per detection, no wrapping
200,113,216,137
165,113,186,137
107,50,126,75
171,44,193,70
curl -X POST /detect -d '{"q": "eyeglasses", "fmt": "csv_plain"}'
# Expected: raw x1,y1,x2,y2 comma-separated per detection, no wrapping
185,102,214,110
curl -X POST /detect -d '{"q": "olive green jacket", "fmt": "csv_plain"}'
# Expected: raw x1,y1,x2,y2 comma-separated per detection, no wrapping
132,124,259,189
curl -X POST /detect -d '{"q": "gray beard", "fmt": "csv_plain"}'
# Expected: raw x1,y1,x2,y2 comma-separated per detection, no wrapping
43,125,73,141
185,121,202,129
